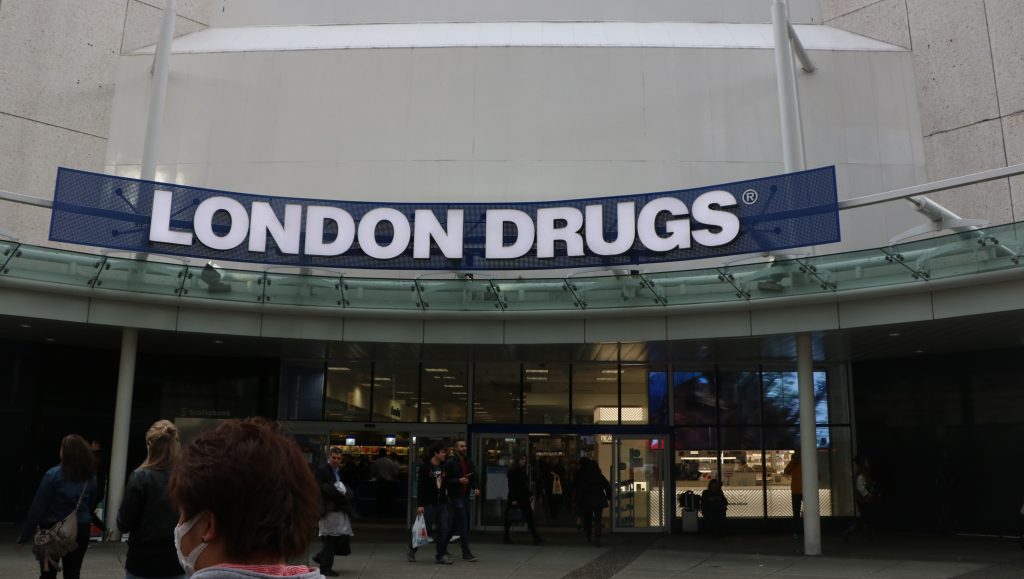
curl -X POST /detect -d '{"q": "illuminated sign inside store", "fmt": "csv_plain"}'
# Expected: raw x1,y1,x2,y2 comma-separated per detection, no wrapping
49,167,839,270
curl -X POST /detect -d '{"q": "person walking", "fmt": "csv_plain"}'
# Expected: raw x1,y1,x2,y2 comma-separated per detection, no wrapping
843,456,880,540
17,434,98,579
783,451,803,539
504,454,544,545
408,443,454,565
371,448,400,517
444,439,479,562
116,420,186,579
574,458,611,547
314,448,355,576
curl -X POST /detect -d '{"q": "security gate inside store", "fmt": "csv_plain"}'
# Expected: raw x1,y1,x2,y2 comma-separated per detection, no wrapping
473,432,668,533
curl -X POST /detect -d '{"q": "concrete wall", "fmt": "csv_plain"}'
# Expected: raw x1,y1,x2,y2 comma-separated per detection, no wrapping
822,0,1024,225
0,0,217,246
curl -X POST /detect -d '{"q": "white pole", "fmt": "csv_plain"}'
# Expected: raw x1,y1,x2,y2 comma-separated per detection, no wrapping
772,0,806,173
106,0,176,541
141,0,177,183
105,328,139,540
796,333,822,555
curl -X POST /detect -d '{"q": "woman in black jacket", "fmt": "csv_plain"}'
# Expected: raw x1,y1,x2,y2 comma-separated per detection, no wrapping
574,458,611,547
504,455,544,545
117,420,185,579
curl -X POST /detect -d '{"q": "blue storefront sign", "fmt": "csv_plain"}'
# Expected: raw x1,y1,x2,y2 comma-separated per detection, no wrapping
49,166,839,270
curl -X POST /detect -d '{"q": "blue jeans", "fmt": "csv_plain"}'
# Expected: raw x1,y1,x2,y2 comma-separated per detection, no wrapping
448,496,472,556
412,504,450,562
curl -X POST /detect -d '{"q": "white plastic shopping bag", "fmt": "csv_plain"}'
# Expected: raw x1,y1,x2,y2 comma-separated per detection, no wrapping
411,513,430,548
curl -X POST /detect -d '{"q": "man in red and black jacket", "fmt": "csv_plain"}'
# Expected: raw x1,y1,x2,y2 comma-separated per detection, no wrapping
444,439,480,562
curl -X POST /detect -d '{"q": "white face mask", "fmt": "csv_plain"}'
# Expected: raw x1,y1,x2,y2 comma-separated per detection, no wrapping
173,512,208,577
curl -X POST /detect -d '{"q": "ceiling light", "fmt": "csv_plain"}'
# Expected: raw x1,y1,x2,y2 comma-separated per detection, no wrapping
212,339,223,344
45,338,56,343
526,376,548,381
374,377,392,382
443,376,456,380
888,332,901,337
525,369,549,374
328,366,351,372
425,368,449,373
596,377,617,382
914,349,925,354
600,369,619,374
443,384,464,389
19,323,31,329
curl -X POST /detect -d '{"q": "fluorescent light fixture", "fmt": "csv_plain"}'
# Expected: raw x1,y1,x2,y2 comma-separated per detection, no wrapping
525,369,549,374
395,391,414,394
526,376,548,381
443,376,456,380
425,368,449,373
600,369,619,374
528,433,550,436
328,366,351,372
596,377,617,382
443,384,464,389
374,377,392,382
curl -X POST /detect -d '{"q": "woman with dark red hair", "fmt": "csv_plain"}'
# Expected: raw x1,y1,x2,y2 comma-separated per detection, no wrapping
167,418,324,579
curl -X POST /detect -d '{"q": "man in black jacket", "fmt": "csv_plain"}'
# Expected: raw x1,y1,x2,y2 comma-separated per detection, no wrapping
444,439,479,562
504,454,544,545
408,442,453,565
313,448,354,577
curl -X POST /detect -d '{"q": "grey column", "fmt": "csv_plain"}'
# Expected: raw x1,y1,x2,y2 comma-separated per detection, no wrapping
797,332,821,555
105,327,139,540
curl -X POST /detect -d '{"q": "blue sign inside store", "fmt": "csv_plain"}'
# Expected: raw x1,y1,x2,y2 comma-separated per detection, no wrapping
49,166,840,270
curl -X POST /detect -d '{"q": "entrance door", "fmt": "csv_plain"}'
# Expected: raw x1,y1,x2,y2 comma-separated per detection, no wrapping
612,436,668,532
473,434,528,529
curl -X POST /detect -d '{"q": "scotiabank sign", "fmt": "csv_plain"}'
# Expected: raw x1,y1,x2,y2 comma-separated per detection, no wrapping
49,167,839,270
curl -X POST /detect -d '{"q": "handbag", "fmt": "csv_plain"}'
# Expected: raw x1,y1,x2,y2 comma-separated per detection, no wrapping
32,484,88,572
507,506,524,524
410,513,430,548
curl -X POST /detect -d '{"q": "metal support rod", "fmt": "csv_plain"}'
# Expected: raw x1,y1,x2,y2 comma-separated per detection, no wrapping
788,23,815,73
141,0,177,183
772,0,806,173
105,327,139,541
796,332,822,555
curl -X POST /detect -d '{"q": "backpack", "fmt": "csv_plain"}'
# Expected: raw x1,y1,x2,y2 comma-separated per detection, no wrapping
32,485,87,572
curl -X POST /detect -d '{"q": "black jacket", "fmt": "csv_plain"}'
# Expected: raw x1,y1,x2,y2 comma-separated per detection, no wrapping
117,468,184,577
443,453,477,500
506,465,531,504
417,460,448,507
315,462,355,517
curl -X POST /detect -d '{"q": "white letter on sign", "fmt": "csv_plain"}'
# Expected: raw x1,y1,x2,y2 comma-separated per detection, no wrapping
585,202,635,256
414,209,464,259
149,190,193,246
358,208,411,260
485,209,535,259
691,190,740,247
637,197,691,252
536,207,584,258
304,206,355,256
249,202,301,254
194,196,249,251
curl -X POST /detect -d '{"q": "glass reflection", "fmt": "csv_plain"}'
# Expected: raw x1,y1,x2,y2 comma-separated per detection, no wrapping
474,363,521,423
420,365,467,423
523,364,570,424
325,363,372,422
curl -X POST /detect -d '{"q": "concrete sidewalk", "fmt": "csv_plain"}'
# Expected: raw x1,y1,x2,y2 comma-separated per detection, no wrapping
1,526,1021,578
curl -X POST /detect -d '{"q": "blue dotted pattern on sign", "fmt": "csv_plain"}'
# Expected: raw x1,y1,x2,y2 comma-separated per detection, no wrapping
48,167,840,270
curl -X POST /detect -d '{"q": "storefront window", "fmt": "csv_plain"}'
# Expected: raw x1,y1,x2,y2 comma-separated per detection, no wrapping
474,363,521,423
324,362,372,421
718,370,762,425
372,363,419,422
673,427,718,518
523,363,569,424
420,364,467,423
621,365,650,424
672,370,716,425
572,363,620,425
719,427,764,518
278,360,324,421
762,370,829,425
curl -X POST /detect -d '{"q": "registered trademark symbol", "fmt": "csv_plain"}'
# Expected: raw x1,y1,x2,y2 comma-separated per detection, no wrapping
742,189,758,205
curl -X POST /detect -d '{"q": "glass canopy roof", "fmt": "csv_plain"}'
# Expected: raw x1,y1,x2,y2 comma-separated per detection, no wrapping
2,222,1021,312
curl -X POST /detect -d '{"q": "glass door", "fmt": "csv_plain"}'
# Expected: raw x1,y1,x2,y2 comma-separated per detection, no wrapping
612,436,668,532
473,433,528,529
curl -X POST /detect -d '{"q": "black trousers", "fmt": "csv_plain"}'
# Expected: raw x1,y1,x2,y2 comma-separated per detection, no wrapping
581,507,604,545
38,525,91,579
316,534,351,571
504,500,541,539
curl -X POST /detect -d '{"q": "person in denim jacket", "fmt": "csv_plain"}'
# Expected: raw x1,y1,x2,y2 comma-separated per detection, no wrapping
18,434,98,579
